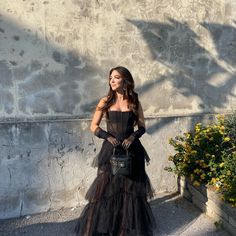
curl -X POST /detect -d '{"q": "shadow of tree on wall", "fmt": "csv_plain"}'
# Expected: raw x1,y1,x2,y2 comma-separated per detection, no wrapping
0,12,105,221
128,18,236,133
0,14,106,118
127,18,236,235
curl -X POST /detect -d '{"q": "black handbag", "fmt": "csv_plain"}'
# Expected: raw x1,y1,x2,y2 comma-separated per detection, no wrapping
110,147,132,176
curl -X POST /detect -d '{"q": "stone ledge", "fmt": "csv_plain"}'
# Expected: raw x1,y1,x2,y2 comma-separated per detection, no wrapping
178,177,236,236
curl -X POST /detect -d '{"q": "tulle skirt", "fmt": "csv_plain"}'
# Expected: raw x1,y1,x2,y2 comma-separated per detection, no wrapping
74,140,156,236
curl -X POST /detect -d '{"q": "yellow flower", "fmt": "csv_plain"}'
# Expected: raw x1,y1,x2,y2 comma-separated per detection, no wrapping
190,174,194,181
192,150,197,154
220,126,225,131
219,114,224,118
227,170,231,176
195,123,202,132
195,123,202,127
169,138,174,144
200,174,206,180
195,141,200,146
202,163,208,168
186,145,192,152
199,160,206,167
219,163,224,168
193,180,200,187
224,137,230,142
215,185,220,190
221,196,225,201
211,178,216,183
184,132,191,139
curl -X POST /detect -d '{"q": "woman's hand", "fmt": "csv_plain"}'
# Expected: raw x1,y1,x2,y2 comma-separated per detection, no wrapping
122,135,135,149
107,136,120,146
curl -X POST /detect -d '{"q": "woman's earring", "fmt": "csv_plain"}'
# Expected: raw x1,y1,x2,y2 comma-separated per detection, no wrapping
123,86,128,97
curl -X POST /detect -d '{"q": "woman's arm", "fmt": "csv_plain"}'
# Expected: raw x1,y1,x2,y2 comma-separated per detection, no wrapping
91,97,120,146
122,102,146,149
90,97,107,133
138,102,146,128
130,102,146,139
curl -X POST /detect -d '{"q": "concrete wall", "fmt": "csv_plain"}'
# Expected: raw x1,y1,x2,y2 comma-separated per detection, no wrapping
0,0,236,219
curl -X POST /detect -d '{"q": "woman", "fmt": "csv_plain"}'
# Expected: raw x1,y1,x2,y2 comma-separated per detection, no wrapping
75,66,156,236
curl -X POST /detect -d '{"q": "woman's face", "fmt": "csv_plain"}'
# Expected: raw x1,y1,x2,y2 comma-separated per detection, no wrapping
109,70,124,92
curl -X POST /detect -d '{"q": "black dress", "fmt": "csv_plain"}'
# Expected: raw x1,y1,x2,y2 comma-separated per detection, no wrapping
75,111,156,236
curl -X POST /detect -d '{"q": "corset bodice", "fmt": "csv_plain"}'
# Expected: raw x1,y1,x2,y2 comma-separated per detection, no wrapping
106,111,135,141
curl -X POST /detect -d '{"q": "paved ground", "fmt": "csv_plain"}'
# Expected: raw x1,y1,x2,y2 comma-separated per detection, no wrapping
0,192,230,236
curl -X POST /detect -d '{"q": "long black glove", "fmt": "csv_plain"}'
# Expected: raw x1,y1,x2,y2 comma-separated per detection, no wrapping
130,126,146,139
122,126,146,149
94,127,120,146
94,127,110,140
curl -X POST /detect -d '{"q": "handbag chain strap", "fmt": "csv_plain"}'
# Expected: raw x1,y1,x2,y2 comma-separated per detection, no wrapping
113,146,129,156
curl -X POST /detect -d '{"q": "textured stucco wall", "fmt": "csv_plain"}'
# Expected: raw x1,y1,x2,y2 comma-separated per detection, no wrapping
0,0,236,219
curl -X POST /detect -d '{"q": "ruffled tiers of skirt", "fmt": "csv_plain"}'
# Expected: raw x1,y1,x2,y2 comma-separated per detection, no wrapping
74,163,156,236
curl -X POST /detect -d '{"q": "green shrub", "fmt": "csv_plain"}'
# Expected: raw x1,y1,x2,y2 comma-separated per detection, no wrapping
220,151,236,207
166,114,236,207
224,111,236,144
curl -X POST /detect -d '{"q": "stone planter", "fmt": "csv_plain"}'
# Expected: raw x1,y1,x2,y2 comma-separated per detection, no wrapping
178,176,236,236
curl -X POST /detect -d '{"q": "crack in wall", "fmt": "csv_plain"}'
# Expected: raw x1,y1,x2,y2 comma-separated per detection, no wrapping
7,167,12,186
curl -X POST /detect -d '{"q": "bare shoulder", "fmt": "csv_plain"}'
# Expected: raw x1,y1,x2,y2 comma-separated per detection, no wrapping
99,96,108,105
101,96,108,102
96,96,108,110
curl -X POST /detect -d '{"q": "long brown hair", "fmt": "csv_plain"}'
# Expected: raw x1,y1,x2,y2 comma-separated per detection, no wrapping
101,66,139,123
